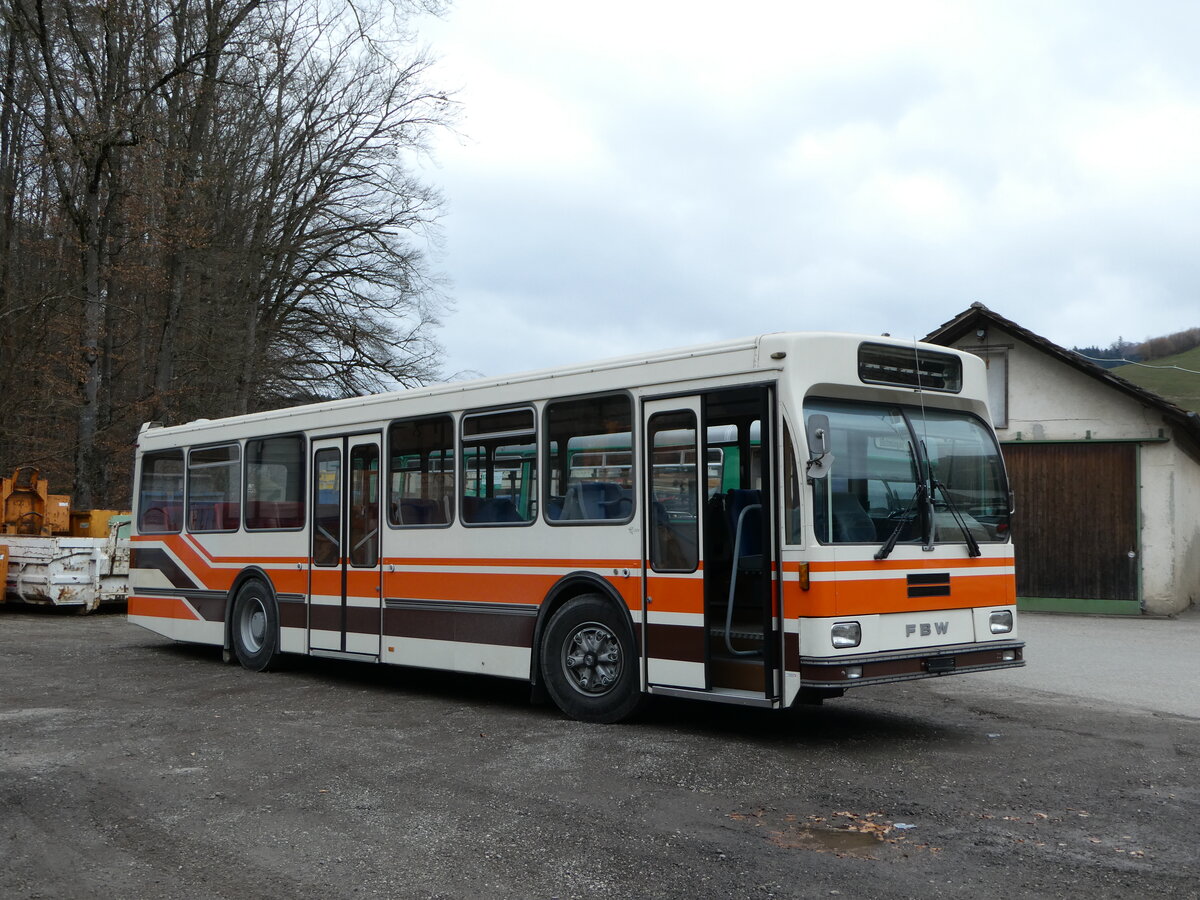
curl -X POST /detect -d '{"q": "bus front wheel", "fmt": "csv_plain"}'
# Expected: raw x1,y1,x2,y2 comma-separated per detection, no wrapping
231,579,280,672
540,595,642,723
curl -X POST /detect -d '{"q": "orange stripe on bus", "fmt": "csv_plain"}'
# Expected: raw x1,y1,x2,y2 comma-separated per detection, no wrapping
785,572,1016,618
134,536,1013,619
643,577,704,614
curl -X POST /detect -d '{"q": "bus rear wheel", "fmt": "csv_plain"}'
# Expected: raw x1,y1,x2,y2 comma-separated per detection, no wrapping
231,579,280,672
540,595,642,723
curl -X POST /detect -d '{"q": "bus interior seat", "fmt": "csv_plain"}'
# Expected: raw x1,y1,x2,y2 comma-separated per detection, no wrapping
651,500,698,569
831,492,877,542
142,503,182,532
467,496,522,523
562,481,629,520
725,488,763,568
705,489,763,569
396,498,441,525
217,502,240,530
188,505,213,531
243,501,301,529
189,502,241,531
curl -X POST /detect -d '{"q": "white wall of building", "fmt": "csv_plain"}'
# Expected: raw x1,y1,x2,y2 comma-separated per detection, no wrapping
949,324,1196,616
1143,440,1200,615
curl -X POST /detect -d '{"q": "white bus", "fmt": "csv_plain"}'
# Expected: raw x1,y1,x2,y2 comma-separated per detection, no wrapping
129,332,1022,722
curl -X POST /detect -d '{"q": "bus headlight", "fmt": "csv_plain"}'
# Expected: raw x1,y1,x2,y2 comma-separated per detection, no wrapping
989,610,1014,634
831,621,861,649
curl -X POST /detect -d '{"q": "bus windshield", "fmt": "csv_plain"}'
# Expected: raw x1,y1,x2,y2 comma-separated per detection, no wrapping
806,399,1009,546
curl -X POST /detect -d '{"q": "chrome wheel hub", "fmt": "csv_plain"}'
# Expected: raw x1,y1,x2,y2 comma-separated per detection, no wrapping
562,622,622,696
240,598,266,652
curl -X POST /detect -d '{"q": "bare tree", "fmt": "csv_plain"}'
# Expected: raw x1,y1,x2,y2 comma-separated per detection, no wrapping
0,0,452,506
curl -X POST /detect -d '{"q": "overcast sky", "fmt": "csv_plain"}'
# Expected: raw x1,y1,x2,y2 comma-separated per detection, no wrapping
414,0,1200,380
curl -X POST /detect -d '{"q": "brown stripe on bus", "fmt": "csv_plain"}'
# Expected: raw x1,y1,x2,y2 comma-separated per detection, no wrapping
308,604,343,633
129,548,199,591
784,631,800,669
645,622,706,664
383,606,537,649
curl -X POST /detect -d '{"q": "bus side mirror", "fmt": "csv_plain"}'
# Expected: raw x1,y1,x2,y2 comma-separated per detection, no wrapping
806,415,830,456
806,414,833,479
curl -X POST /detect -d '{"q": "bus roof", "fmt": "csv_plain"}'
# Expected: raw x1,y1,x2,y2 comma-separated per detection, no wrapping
138,331,985,447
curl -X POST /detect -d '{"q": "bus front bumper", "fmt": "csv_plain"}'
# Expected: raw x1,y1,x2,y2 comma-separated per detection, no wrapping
798,641,1025,690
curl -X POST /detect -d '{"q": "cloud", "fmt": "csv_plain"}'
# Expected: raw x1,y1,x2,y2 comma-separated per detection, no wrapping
419,0,1200,377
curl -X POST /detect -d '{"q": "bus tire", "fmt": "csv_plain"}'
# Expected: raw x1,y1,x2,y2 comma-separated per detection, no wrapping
540,595,642,723
231,579,280,672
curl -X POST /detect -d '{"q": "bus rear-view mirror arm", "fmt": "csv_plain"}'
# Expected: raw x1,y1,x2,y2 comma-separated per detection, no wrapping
806,414,833,479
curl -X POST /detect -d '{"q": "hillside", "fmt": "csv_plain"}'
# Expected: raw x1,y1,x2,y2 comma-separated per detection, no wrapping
1111,346,1200,412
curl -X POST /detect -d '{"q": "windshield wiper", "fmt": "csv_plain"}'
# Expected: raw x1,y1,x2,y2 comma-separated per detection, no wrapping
874,483,926,560
933,480,981,557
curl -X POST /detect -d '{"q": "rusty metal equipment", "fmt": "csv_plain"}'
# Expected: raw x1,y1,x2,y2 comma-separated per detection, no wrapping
70,508,125,538
0,468,132,613
1,466,72,536
2,516,131,612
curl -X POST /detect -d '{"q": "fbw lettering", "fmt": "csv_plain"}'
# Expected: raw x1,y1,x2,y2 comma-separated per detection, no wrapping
906,622,950,638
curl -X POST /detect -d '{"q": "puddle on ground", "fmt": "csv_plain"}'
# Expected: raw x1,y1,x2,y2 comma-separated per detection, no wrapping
769,825,884,859
729,810,933,860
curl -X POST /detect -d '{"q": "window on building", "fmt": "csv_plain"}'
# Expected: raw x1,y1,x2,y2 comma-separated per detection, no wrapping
967,349,1009,429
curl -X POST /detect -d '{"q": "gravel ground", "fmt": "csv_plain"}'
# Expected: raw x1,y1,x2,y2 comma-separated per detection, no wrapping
2,606,1197,899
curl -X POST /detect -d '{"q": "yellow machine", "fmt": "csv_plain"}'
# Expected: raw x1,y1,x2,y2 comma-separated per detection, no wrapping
1,467,71,535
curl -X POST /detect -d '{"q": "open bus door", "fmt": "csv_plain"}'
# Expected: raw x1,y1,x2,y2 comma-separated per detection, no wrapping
642,387,780,703
309,434,382,657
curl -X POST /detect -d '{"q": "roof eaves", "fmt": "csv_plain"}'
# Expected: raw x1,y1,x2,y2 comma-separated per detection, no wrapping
925,303,1200,450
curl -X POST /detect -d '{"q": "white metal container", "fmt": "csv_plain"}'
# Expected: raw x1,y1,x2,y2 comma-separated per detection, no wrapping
3,517,130,613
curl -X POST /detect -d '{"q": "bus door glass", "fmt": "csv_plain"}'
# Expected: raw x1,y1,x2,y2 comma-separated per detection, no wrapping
643,398,707,690
702,386,778,699
309,434,382,656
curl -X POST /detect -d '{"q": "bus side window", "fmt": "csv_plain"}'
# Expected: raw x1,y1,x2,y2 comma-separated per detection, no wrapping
388,415,454,527
544,393,632,523
138,449,184,534
312,449,342,566
783,425,802,544
461,408,536,525
647,411,700,572
245,435,305,530
187,443,240,532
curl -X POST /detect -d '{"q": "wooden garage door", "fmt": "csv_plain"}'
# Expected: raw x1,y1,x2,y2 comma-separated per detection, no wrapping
1004,443,1138,603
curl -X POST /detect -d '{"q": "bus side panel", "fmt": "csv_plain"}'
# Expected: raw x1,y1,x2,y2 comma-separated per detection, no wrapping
377,526,641,681
128,531,307,649
128,535,225,646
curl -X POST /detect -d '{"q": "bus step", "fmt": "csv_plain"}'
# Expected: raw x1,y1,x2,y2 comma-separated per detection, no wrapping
709,625,763,643
709,654,765,692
